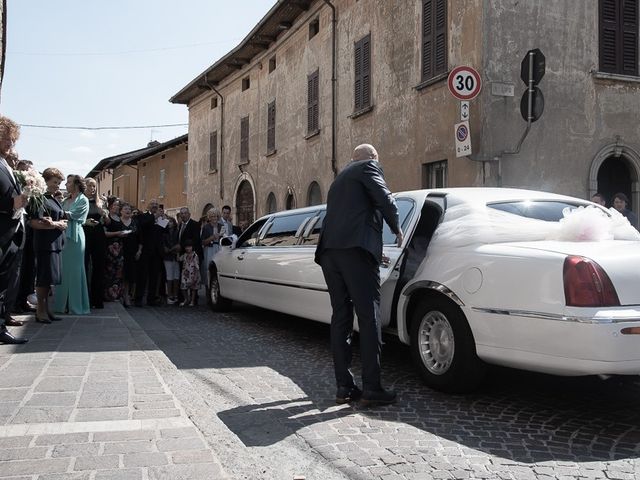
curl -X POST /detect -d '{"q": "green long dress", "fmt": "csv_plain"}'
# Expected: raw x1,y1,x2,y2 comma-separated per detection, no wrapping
54,193,90,314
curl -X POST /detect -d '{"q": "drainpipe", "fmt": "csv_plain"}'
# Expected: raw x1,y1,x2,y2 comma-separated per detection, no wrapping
205,73,225,201
323,0,338,178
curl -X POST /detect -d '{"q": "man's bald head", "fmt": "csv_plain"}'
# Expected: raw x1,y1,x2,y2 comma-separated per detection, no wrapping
352,144,378,162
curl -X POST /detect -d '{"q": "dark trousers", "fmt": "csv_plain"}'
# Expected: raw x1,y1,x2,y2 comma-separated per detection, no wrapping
135,252,160,304
84,230,106,308
0,239,23,329
16,228,34,309
319,247,382,392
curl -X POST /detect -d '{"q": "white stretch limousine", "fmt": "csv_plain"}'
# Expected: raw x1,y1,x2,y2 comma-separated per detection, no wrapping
207,188,640,392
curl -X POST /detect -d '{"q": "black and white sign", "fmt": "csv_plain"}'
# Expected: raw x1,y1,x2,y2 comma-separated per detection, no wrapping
454,121,472,158
448,66,482,101
460,101,469,121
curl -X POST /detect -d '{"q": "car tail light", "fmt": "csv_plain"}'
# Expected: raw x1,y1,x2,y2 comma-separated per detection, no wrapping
563,256,620,307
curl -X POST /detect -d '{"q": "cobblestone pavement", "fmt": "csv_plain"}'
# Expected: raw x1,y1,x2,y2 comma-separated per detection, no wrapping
129,301,640,480
0,304,228,480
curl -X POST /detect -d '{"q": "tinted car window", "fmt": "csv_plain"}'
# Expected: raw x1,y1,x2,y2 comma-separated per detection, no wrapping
382,199,416,245
488,200,596,222
237,219,268,248
261,212,313,247
301,211,326,246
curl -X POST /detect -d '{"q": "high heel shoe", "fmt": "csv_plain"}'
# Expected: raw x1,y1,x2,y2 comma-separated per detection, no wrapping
35,314,52,324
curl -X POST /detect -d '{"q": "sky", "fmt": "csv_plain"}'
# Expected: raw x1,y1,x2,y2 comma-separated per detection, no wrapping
1,0,276,177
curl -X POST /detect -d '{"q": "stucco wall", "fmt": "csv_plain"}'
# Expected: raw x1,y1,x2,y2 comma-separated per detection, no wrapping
112,164,137,207
481,0,640,209
136,143,188,211
185,0,485,221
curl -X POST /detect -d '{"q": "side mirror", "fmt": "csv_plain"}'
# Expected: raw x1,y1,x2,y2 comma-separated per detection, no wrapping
220,236,235,248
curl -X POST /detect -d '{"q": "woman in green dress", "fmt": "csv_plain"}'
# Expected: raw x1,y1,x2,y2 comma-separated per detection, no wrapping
54,175,90,315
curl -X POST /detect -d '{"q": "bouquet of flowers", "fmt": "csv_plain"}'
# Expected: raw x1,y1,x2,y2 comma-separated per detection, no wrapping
12,168,47,219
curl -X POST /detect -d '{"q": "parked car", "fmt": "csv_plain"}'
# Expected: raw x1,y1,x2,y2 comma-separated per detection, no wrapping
207,188,640,392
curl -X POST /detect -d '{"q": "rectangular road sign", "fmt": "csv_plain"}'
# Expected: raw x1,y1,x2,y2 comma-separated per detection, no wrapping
454,121,472,158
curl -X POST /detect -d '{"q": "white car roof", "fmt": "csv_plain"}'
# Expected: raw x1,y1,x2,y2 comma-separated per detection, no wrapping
396,187,591,206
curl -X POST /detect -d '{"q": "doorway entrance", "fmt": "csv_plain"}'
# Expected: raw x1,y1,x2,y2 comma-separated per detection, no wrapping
235,180,254,231
597,156,633,208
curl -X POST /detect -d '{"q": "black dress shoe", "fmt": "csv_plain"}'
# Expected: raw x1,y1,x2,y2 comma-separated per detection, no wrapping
47,313,62,321
335,385,363,404
359,388,397,407
35,315,52,324
0,329,28,344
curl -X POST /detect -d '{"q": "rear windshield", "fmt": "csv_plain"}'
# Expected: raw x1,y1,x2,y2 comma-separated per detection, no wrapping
488,200,600,222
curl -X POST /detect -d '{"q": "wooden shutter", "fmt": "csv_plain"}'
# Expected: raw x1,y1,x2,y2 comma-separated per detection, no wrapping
267,101,276,153
354,34,371,111
209,131,217,171
600,0,638,75
622,0,638,75
307,70,319,134
240,116,249,164
422,0,447,81
434,0,447,76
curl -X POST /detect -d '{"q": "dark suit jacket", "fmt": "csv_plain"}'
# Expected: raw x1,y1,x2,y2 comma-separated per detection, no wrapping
179,218,203,258
315,159,400,264
0,158,23,254
137,212,162,257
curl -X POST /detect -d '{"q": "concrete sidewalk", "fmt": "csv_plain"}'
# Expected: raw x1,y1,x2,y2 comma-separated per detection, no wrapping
0,303,229,480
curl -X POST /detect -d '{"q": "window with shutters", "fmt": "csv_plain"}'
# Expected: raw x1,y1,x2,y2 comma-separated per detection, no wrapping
267,101,276,155
240,116,249,164
421,0,448,83
354,33,372,113
599,0,638,76
307,70,319,136
141,175,146,201
209,131,218,171
182,162,188,194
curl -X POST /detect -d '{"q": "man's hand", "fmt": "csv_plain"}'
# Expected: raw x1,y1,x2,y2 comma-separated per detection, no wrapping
396,230,404,248
55,220,68,230
13,194,27,210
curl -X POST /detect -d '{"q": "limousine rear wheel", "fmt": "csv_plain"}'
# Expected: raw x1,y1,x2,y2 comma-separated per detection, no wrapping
209,266,231,312
410,296,485,393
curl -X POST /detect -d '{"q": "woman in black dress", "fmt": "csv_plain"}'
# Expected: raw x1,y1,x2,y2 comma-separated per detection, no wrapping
29,167,68,324
103,196,125,301
83,178,107,308
119,202,139,307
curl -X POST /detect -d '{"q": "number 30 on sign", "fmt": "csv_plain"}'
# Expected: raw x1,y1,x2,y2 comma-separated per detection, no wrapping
448,66,482,101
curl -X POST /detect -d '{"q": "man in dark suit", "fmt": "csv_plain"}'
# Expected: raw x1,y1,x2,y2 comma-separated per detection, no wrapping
134,199,163,307
0,116,28,344
178,207,203,304
315,144,402,406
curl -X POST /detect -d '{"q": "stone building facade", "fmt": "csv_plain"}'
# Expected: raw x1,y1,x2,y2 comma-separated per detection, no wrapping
172,0,640,225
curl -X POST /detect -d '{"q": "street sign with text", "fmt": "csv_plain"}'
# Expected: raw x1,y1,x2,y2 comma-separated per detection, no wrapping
448,66,482,101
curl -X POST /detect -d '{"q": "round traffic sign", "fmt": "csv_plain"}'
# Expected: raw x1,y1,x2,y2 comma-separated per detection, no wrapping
456,123,469,142
447,66,482,100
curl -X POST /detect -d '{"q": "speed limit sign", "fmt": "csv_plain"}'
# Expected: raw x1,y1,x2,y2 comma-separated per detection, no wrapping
447,66,482,100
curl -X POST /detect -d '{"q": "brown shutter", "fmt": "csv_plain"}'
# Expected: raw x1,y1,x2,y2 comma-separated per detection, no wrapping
354,38,363,111
422,0,433,80
267,101,276,153
362,34,371,108
434,0,447,76
307,70,319,133
600,0,638,75
240,116,249,163
622,0,638,75
209,131,217,171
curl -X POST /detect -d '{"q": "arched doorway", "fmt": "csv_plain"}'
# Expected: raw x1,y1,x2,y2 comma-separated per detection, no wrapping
307,181,322,206
597,156,632,208
235,180,254,231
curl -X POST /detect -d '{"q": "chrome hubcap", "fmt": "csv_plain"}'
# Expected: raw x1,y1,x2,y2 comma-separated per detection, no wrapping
418,311,455,375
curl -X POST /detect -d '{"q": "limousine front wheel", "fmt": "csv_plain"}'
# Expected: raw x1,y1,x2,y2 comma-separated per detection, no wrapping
209,267,231,312
410,296,485,393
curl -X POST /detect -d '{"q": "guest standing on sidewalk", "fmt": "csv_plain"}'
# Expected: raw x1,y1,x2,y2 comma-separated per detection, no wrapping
103,196,125,302
119,202,138,307
84,178,107,309
54,175,90,315
29,168,67,324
